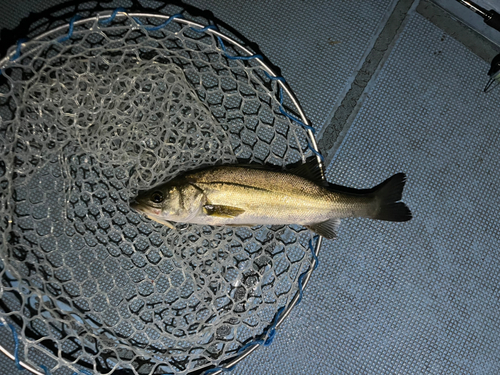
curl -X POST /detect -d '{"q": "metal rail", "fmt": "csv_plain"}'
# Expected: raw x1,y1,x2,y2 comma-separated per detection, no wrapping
456,0,500,32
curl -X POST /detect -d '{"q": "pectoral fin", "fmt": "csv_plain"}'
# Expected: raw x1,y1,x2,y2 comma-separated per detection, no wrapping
147,215,176,230
204,204,245,218
305,218,340,239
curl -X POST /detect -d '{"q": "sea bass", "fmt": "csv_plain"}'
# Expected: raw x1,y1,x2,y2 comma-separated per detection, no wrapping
130,159,412,239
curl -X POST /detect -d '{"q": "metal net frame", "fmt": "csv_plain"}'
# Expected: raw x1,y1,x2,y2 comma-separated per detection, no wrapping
0,10,323,375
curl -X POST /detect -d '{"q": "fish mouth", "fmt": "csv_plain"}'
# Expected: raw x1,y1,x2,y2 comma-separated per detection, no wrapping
130,204,174,229
129,200,162,216
129,200,149,214
129,199,140,211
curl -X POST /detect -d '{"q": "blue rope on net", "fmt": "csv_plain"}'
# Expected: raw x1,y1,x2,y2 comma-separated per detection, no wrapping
235,304,286,355
71,369,93,375
98,7,127,25
11,38,28,61
133,13,185,31
0,321,56,374
277,86,315,134
307,139,325,161
290,236,320,310
263,71,286,84
262,71,314,131
294,266,310,307
6,9,185,66
0,321,22,370
58,15,82,42
216,37,263,61
309,235,320,271
98,8,185,30
262,72,322,159
40,364,52,375
8,323,21,370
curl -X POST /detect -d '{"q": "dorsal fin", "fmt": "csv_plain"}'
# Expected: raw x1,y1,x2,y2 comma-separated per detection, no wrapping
287,156,326,185
234,156,326,185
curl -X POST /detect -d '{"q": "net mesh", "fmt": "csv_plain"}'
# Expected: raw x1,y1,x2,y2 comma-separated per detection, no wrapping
0,13,316,375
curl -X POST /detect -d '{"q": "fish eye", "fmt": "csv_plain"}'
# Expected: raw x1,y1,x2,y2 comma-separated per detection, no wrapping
150,191,164,204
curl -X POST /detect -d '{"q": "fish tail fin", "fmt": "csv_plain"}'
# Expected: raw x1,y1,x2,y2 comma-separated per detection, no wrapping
372,173,412,222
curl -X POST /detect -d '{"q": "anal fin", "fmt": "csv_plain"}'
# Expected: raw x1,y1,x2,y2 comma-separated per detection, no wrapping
305,218,340,239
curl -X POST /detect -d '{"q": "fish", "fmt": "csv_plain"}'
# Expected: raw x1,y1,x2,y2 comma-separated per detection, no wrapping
130,158,412,239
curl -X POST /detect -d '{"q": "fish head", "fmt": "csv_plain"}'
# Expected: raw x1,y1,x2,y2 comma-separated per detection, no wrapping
131,182,205,224
131,183,183,219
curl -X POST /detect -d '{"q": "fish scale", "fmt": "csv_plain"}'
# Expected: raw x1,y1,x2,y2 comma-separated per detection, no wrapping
192,181,333,225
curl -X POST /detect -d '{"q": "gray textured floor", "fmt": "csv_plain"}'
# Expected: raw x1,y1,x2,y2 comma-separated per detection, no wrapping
184,0,398,135
230,9,500,375
1,0,500,374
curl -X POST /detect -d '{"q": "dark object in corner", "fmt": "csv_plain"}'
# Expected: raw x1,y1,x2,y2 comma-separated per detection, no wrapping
484,53,500,93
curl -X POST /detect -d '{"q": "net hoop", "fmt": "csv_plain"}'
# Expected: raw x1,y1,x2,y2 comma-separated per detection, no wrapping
0,10,324,375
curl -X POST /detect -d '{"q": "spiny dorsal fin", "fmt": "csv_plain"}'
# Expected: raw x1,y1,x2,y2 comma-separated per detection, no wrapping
204,204,245,218
287,156,326,185
305,218,340,239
